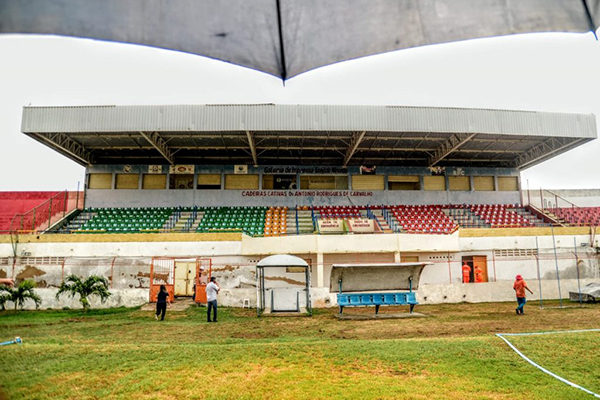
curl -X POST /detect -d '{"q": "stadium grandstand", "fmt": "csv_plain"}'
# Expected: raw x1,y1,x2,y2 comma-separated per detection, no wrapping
1,104,598,310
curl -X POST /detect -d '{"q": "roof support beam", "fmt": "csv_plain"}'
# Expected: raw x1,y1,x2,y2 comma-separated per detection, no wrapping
514,137,585,169
429,132,477,167
343,131,366,166
246,131,259,166
138,131,174,165
33,132,94,165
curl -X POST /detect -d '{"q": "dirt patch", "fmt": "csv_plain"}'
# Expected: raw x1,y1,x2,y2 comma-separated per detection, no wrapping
16,265,45,280
213,265,237,272
264,276,304,285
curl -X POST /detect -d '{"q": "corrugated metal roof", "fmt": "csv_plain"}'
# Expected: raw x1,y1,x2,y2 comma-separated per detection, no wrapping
21,105,597,139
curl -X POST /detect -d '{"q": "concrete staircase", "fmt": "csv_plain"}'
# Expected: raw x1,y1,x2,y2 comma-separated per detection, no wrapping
370,209,393,233
295,209,316,234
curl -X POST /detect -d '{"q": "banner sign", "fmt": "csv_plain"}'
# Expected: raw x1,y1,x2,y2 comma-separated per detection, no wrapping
348,219,375,233
263,166,347,174
169,165,194,174
241,190,373,197
318,219,345,233
148,165,163,174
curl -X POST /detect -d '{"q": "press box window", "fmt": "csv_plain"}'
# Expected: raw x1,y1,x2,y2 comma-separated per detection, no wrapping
388,175,420,190
224,174,259,189
473,176,495,191
197,174,221,190
300,175,348,190
142,174,167,190
88,173,112,189
423,176,446,191
498,176,518,191
169,174,194,189
115,174,139,189
262,174,297,190
448,176,470,191
352,175,384,190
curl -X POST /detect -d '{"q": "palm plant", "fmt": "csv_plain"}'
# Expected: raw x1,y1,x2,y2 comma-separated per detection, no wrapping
0,280,42,310
56,275,111,311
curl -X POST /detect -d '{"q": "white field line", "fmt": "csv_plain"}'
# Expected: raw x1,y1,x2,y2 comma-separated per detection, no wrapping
496,329,600,399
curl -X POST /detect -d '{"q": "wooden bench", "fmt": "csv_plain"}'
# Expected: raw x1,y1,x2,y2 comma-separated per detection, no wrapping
337,291,418,314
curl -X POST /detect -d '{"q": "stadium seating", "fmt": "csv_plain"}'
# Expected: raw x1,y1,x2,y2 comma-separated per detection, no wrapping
77,207,173,233
553,206,600,226
467,204,534,228
388,205,458,234
57,203,555,235
0,192,60,232
196,206,267,235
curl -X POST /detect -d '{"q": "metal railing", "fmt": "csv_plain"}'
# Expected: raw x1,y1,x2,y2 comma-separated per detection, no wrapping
7,190,83,234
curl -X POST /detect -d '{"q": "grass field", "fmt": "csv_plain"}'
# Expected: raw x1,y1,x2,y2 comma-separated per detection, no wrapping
1,301,599,399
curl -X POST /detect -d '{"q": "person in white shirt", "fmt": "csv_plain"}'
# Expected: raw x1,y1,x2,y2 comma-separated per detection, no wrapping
205,277,220,322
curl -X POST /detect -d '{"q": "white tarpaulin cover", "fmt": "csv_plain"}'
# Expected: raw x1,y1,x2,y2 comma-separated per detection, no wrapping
1,0,599,79
569,282,600,302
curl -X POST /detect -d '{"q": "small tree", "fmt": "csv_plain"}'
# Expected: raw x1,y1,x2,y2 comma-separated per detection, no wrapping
56,275,111,311
0,280,42,310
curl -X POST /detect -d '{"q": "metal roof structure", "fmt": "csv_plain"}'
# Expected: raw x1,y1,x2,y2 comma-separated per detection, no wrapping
1,0,599,80
21,104,597,170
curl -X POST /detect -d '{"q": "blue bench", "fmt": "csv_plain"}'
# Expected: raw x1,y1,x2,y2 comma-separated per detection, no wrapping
337,291,418,314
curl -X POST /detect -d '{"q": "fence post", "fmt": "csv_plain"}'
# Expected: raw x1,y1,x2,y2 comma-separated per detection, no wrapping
47,198,53,230
535,237,543,309
550,225,563,308
63,190,68,218
574,237,582,306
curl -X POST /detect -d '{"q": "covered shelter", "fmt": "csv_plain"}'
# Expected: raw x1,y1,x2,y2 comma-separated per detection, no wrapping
20,105,597,170
330,262,431,314
256,254,311,316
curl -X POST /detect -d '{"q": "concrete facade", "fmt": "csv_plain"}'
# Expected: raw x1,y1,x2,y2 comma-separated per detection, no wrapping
1,228,598,309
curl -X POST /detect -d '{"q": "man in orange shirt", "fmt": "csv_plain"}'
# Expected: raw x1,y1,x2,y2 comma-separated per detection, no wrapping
513,274,533,315
462,263,471,283
474,266,484,283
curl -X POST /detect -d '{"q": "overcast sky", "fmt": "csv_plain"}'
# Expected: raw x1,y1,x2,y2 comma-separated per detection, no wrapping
0,31,598,191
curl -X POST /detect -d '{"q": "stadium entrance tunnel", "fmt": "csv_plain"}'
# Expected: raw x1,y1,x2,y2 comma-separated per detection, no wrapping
256,254,312,316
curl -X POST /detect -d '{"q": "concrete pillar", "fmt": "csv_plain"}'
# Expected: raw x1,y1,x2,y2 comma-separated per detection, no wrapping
317,253,324,287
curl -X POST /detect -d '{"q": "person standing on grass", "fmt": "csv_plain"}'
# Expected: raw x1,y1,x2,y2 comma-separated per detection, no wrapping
206,277,220,323
155,285,171,321
513,274,533,315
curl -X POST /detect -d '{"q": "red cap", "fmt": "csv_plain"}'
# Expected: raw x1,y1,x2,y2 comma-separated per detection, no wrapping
515,275,523,281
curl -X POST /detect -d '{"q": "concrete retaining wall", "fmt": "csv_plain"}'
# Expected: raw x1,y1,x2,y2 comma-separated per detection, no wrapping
3,288,148,310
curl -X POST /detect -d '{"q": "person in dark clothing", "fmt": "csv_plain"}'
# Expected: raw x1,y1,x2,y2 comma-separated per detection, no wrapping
155,285,171,321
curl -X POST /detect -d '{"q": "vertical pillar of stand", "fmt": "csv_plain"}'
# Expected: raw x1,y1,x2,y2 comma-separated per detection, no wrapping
317,253,324,288
447,251,452,284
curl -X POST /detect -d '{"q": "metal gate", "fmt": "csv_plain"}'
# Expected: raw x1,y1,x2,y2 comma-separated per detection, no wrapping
150,257,212,303
149,257,175,302
194,258,212,304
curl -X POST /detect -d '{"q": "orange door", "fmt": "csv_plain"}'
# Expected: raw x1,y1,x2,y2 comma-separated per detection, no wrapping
194,258,212,304
149,257,175,302
472,256,488,283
